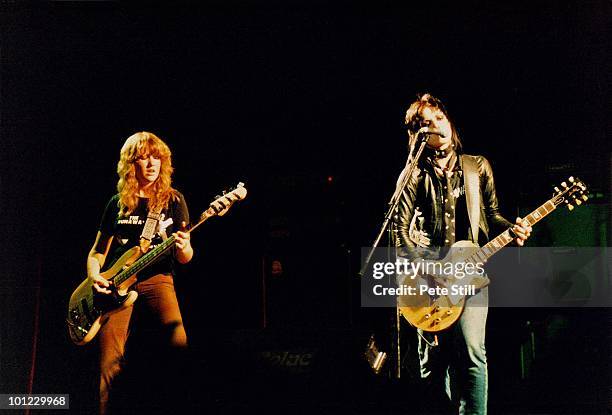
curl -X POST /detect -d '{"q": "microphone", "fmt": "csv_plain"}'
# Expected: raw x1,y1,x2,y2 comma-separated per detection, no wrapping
416,126,446,139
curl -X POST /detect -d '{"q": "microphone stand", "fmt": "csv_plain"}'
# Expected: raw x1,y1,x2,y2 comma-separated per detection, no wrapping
359,132,430,379
359,133,429,277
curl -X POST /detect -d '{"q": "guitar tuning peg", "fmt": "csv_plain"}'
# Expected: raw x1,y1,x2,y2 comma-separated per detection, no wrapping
575,199,582,206
569,176,575,183
561,182,568,188
582,195,588,202
554,186,560,193
567,204,575,211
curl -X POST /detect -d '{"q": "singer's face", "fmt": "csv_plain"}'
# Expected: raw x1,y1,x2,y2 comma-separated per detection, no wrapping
419,106,453,149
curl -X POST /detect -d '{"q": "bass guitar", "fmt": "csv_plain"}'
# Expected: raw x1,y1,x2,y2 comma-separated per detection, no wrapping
67,183,247,345
397,177,588,332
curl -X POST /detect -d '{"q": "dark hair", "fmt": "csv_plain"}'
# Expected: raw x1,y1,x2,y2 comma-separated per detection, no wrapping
404,93,462,152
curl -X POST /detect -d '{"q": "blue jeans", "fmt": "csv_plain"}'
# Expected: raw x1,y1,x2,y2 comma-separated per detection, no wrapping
418,288,488,415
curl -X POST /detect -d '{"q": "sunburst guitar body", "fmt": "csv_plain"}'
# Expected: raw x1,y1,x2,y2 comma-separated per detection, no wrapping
397,240,487,332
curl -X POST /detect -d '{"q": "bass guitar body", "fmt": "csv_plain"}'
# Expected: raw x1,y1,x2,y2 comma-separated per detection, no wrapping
67,247,141,345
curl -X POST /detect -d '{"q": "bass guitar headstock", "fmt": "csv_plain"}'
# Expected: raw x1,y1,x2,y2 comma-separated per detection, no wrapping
199,182,248,222
551,176,588,211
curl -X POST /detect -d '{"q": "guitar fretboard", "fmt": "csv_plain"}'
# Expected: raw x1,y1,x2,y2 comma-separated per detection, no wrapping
109,204,223,286
108,184,246,287
112,235,177,287
466,200,556,264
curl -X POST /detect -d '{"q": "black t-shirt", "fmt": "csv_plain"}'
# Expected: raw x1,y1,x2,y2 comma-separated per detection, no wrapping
99,192,189,279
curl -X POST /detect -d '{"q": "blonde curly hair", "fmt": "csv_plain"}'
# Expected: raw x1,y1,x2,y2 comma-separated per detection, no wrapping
116,131,178,216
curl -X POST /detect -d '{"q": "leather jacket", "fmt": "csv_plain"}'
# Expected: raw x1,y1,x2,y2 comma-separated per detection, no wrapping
393,154,512,256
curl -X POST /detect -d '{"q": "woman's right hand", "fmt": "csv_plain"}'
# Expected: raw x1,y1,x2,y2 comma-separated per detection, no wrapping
87,232,114,295
90,274,112,294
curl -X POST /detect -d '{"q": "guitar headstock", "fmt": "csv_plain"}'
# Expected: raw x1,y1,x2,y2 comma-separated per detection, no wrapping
551,176,588,211
199,182,248,221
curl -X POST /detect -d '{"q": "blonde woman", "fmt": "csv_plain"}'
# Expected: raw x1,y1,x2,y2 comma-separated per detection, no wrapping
86,132,192,414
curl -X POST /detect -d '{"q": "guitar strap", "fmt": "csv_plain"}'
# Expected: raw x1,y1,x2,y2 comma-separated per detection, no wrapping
139,204,164,253
461,155,481,244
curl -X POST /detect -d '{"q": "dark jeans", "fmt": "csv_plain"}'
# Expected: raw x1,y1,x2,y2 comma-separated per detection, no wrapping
418,288,488,415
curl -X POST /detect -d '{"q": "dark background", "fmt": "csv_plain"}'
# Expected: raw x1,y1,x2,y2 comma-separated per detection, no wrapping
1,1,610,413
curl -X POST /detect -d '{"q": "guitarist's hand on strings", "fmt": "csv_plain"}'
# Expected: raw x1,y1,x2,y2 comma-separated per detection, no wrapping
173,221,193,264
90,273,112,295
87,239,113,295
512,217,532,247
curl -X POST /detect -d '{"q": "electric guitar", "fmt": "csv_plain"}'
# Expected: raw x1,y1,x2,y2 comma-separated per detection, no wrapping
67,183,247,345
397,177,588,332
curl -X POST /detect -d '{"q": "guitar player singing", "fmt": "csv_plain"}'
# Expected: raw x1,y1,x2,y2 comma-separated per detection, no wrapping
393,94,531,415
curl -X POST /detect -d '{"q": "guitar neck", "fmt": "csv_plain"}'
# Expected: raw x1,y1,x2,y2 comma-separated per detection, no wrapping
112,235,177,286
111,205,217,287
110,183,247,287
468,200,557,264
